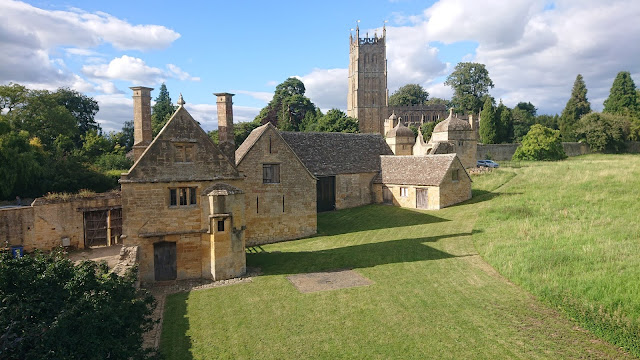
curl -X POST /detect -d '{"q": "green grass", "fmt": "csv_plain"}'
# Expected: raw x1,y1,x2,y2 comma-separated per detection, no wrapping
473,154,640,356
160,160,634,359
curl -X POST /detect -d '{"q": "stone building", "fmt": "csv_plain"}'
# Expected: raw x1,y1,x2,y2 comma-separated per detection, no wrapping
375,154,471,210
384,113,415,155
416,109,478,168
120,93,246,282
279,131,393,212
348,24,447,134
235,123,317,246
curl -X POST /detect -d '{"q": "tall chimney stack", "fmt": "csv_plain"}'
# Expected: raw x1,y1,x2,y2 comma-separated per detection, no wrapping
214,92,235,164
130,86,154,162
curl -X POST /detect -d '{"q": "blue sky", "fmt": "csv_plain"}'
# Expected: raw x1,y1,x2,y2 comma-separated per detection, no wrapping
2,0,640,132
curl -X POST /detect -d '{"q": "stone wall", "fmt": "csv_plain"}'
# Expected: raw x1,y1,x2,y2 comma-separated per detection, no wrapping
0,194,121,252
335,173,378,210
476,144,521,161
438,167,472,209
236,126,317,246
562,142,591,157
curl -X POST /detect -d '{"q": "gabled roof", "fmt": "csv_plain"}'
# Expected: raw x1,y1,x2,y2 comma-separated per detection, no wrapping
235,123,269,165
378,154,470,186
121,105,241,183
279,132,393,176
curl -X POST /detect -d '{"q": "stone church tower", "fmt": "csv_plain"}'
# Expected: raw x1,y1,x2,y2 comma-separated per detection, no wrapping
347,24,388,134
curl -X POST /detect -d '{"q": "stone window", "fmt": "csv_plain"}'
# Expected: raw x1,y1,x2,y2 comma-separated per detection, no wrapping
400,187,409,197
263,164,280,184
169,187,197,207
175,144,194,163
452,169,459,182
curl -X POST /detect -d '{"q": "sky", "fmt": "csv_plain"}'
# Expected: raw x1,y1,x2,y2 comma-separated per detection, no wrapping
1,0,640,133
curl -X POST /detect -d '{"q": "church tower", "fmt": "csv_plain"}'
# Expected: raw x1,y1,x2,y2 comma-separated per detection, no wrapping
347,24,388,134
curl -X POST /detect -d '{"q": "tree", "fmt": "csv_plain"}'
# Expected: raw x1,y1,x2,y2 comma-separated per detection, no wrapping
512,124,567,161
52,88,100,143
0,83,28,113
603,71,639,118
576,112,631,153
420,121,437,142
494,100,513,143
444,62,494,115
479,96,498,144
559,74,591,141
0,250,156,359
316,109,359,133
255,78,319,131
389,84,429,106
536,114,559,130
151,83,176,136
512,107,536,143
425,97,451,108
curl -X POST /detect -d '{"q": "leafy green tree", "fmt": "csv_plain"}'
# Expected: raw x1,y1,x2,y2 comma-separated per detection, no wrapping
389,84,429,106
603,71,639,118
515,102,537,117
0,83,28,113
0,250,156,359
52,88,100,143
420,121,437,142
559,74,591,141
512,124,567,161
255,78,319,131
479,96,498,144
576,112,631,153
316,109,358,133
425,97,451,108
0,129,44,198
444,62,494,115
512,107,536,142
536,114,559,130
80,130,112,161
494,101,513,143
151,83,176,136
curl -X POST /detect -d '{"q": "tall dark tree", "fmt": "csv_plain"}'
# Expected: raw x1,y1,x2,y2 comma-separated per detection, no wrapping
389,84,429,106
255,77,319,131
444,62,494,115
151,83,176,136
559,74,591,141
512,107,536,142
479,96,498,144
603,71,639,118
496,101,513,143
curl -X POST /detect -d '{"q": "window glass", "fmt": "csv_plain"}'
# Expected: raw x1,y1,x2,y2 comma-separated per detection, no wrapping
217,220,225,232
170,189,177,206
189,187,197,205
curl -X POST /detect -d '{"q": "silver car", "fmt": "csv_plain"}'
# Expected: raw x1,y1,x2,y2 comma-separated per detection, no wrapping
477,160,499,168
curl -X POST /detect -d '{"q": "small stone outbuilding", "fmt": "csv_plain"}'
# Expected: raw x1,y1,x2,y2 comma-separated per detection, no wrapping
375,154,471,210
416,109,477,168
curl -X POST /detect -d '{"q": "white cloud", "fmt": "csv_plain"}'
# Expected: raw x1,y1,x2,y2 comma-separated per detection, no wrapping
167,64,200,82
297,68,348,111
82,56,201,85
232,90,273,103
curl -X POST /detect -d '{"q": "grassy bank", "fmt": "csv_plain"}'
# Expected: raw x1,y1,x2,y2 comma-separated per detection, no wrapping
473,154,640,356
160,172,631,359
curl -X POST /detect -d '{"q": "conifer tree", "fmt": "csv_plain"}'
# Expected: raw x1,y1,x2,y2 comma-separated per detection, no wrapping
479,96,498,144
498,105,513,143
151,83,176,136
603,71,639,117
559,74,591,141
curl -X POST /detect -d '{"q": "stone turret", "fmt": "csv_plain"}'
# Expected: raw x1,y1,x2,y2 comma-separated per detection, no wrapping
214,92,235,164
385,118,415,155
130,86,154,162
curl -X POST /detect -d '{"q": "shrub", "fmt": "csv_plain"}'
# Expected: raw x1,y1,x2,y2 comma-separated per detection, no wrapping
512,124,567,161
576,112,631,153
0,250,156,359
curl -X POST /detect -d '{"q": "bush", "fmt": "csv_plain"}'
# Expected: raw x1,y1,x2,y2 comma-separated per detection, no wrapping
0,250,156,359
576,112,631,153
95,152,133,171
512,124,567,161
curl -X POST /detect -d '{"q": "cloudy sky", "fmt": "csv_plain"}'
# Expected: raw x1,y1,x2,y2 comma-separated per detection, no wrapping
1,0,639,132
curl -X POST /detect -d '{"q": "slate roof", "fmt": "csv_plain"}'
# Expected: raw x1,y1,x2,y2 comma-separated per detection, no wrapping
378,154,468,186
434,109,472,132
279,132,393,176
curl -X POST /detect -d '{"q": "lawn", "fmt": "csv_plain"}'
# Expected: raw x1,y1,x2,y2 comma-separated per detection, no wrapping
473,154,640,356
160,155,636,359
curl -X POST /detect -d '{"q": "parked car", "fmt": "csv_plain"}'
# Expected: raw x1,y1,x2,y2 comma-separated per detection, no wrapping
477,160,499,168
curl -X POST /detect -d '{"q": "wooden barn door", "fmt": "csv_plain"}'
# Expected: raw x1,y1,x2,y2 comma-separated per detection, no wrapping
154,242,177,281
416,188,429,209
316,176,336,212
84,210,108,247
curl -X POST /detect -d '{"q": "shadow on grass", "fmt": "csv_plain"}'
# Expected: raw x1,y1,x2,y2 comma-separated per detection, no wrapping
317,204,449,236
248,232,475,276
160,292,193,360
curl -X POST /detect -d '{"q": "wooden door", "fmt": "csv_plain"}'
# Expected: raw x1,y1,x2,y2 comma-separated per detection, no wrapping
382,186,393,204
317,176,336,212
154,242,177,281
84,210,108,247
416,188,429,209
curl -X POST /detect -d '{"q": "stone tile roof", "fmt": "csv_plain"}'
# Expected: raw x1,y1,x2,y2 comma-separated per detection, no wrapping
279,132,393,176
203,183,244,195
386,121,414,138
378,154,461,186
235,123,269,165
434,109,471,132
430,141,455,154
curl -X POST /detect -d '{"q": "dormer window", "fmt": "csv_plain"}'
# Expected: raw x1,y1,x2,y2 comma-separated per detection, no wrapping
175,144,194,163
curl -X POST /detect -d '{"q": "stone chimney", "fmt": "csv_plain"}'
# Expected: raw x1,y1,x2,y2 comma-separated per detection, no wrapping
468,114,474,130
130,86,154,162
214,92,235,164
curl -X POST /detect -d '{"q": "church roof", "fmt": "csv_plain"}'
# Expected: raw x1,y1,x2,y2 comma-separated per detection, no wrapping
386,121,414,138
434,109,472,132
279,132,393,176
377,154,469,186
